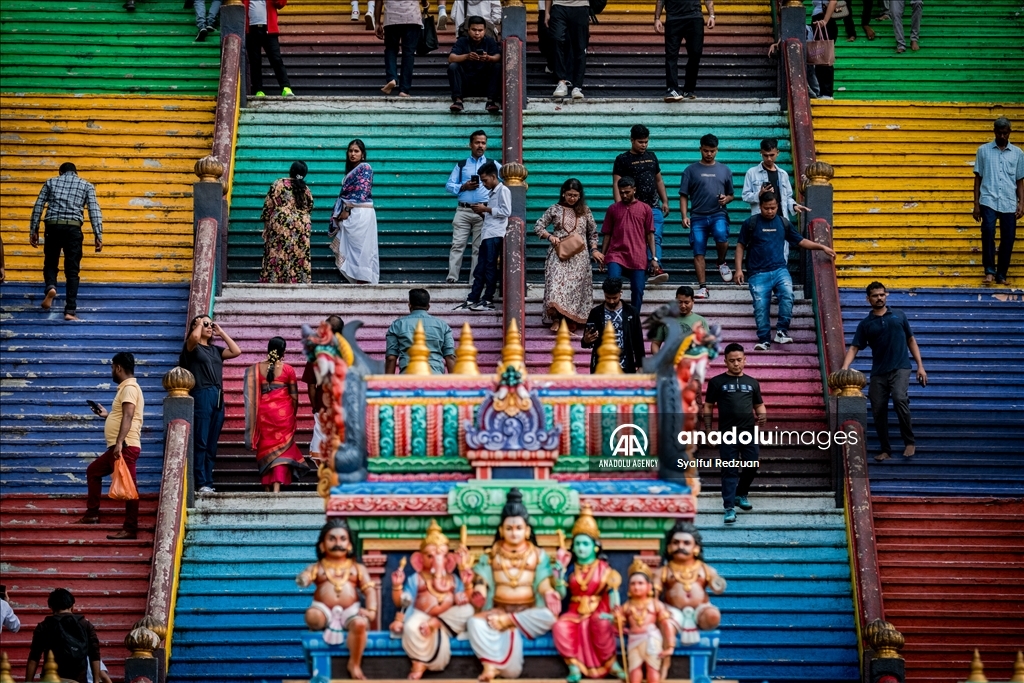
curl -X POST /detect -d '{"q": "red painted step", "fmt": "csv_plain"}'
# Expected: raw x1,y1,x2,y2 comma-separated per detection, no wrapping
0,494,158,682
871,496,1024,683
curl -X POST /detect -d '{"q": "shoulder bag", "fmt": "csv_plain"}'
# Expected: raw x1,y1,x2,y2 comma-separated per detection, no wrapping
806,23,835,66
555,208,586,261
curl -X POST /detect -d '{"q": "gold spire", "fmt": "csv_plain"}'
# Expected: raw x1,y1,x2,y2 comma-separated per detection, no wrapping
0,652,15,683
594,321,623,374
453,322,480,375
499,318,526,375
570,503,600,539
549,319,576,375
403,320,433,375
1011,651,1024,683
420,519,451,550
967,649,988,683
627,558,653,581
40,652,61,683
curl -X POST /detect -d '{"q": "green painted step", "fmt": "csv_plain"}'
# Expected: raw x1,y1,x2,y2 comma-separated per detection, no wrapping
227,100,503,282
804,0,1024,102
523,100,794,283
0,0,220,95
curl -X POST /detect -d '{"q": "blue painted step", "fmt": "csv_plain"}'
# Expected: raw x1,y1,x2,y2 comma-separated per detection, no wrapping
1,282,189,493
167,492,858,683
839,288,1024,496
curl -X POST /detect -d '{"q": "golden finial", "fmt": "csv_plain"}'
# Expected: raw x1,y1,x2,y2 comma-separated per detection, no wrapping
163,366,196,397
828,368,867,397
1010,651,1024,683
863,619,905,659
125,623,161,658
549,319,576,375
967,649,988,683
570,503,600,539
194,155,225,182
594,321,623,375
403,320,433,375
501,161,528,187
498,318,526,375
453,323,480,375
1,652,15,683
805,160,835,186
420,519,451,550
40,652,61,683
626,558,653,581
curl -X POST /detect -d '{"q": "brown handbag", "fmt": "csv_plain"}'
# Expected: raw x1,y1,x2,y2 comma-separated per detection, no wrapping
806,23,835,66
555,209,587,261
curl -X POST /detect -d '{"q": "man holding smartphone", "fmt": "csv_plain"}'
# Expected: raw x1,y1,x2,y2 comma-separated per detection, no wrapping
444,130,501,283
76,352,144,540
447,16,501,114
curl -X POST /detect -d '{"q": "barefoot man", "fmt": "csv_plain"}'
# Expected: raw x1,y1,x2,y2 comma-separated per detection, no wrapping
297,518,377,679
653,521,725,651
390,520,475,679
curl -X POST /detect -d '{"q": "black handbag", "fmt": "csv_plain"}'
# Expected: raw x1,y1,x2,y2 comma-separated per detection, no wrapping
417,15,439,55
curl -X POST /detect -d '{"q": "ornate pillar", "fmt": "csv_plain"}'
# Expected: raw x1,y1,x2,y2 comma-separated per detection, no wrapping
193,156,227,302
502,162,528,336
864,619,906,683
163,368,196,506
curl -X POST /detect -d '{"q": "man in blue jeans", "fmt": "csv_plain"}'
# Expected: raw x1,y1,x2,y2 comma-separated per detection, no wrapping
703,343,765,524
679,133,734,300
599,177,657,312
735,194,836,351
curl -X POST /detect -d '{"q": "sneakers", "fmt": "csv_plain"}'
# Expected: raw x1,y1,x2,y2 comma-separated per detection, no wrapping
553,82,569,98
694,286,709,300
724,508,737,524
450,100,464,113
195,27,208,41
365,11,375,30
718,262,733,282
682,91,696,100
254,90,266,97
198,486,216,493
453,300,472,311
351,7,360,20
736,496,753,511
774,330,793,344
753,341,771,351
470,300,496,311
437,6,448,29
282,87,295,97
571,87,584,100
664,89,684,102
648,262,669,284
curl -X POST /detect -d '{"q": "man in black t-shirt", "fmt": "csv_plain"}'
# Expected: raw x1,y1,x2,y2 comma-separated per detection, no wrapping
612,124,670,284
447,16,502,114
703,343,765,524
25,589,101,683
654,0,716,101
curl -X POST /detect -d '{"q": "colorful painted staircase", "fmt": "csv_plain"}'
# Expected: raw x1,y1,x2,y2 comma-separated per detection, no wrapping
0,94,217,283
871,496,1024,683
0,282,190,492
813,101,1024,289
225,99,502,282
166,491,857,683
806,0,1024,102
0,0,221,95
0,494,159,682
840,288,1024,496
525,0,776,98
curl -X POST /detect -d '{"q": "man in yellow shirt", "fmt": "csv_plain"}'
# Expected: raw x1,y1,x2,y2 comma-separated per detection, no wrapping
76,352,145,540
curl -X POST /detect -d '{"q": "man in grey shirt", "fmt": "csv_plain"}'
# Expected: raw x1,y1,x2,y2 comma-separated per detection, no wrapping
973,116,1024,285
385,288,457,374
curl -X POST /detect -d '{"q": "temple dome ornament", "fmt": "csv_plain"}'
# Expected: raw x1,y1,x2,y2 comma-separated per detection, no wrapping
805,160,835,186
404,321,433,375
194,155,225,182
828,368,867,397
163,366,196,397
454,322,480,375
549,319,576,375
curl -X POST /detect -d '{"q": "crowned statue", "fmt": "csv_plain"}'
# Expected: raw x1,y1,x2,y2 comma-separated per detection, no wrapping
390,520,476,679
465,488,561,680
619,560,675,683
297,518,377,679
653,521,725,648
551,504,625,682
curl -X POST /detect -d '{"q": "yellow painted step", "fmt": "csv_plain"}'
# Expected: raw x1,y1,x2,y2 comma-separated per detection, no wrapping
812,100,1024,289
0,93,216,283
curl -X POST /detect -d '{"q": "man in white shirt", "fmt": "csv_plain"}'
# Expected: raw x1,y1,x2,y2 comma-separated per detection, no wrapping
1,588,21,634
444,130,502,283
461,161,510,311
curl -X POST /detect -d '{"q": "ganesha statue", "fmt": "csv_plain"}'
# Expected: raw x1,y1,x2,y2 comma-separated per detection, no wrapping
390,520,475,679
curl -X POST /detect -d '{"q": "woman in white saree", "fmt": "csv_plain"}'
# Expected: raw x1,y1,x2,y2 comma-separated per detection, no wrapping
329,139,380,284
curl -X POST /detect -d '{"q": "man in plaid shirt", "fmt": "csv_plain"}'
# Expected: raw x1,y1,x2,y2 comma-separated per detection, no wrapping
29,162,103,321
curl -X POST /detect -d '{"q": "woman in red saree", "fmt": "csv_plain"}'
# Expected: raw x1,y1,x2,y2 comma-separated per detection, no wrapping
244,337,309,492
552,505,625,682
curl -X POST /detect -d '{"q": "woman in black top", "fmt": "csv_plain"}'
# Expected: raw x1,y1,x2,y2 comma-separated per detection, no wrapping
180,314,241,493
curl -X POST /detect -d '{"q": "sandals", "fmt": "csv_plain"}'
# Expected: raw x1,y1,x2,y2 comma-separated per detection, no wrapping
450,100,464,113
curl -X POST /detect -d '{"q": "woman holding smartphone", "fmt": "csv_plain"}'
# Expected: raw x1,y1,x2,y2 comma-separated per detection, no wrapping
180,315,241,493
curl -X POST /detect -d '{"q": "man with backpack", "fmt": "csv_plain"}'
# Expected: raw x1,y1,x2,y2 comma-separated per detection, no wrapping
25,589,100,683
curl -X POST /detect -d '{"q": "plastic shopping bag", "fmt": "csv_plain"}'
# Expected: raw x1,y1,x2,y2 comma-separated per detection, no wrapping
109,456,139,501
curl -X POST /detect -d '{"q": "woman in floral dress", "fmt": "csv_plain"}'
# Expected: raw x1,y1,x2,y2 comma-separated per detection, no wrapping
261,161,314,283
329,139,379,284
534,178,601,332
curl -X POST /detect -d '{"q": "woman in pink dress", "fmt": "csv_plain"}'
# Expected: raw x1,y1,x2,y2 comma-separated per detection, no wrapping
243,337,309,492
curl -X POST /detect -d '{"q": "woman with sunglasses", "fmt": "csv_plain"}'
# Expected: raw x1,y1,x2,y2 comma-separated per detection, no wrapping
180,315,242,493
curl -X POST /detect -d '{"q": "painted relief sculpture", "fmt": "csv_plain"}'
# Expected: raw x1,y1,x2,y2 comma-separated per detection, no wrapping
620,560,675,683
301,321,355,496
390,520,475,679
653,521,725,647
297,518,377,679
674,322,721,495
551,504,625,682
465,489,560,680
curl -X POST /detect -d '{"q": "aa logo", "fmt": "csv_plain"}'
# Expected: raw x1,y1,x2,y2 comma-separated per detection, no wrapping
609,424,649,457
